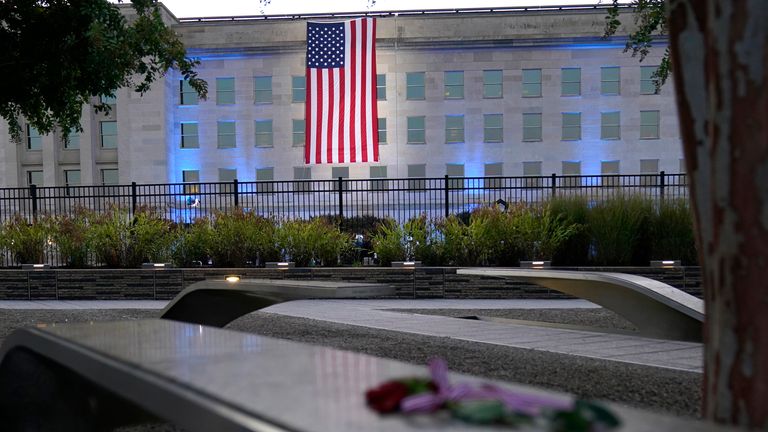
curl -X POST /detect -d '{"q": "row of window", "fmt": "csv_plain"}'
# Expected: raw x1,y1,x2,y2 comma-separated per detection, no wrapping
179,109,661,149
180,66,660,106
25,123,116,150
180,158,677,190
26,169,118,187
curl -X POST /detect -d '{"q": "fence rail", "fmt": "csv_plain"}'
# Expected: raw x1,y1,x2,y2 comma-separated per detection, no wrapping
0,172,688,224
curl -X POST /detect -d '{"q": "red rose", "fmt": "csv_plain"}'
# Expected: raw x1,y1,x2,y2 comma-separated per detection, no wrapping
365,381,411,414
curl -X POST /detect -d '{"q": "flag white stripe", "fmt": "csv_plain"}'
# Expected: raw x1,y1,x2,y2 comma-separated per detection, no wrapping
365,18,374,162
320,69,329,164
343,21,352,164
309,68,318,164
331,68,340,163
354,19,363,162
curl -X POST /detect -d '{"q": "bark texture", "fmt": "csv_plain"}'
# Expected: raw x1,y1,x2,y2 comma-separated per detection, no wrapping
668,0,768,428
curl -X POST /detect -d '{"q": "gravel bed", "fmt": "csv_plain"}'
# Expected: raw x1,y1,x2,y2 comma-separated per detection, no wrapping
0,308,702,429
387,308,639,331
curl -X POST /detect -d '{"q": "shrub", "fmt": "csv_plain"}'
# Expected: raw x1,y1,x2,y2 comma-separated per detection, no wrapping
276,218,350,266
651,199,698,264
548,196,591,266
47,207,91,268
371,219,406,266
173,217,214,267
209,209,279,267
0,214,50,264
128,208,180,267
86,207,130,268
588,194,655,266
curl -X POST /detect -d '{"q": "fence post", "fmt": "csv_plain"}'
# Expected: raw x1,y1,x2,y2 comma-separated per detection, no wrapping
233,179,239,207
444,175,450,218
551,173,557,197
130,182,137,216
659,170,666,201
337,177,344,220
29,184,38,222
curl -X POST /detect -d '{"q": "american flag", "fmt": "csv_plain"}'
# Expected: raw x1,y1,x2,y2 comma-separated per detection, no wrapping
305,18,378,164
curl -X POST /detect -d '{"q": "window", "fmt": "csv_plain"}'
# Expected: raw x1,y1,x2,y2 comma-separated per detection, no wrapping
292,119,305,147
522,113,542,141
446,163,464,189
522,161,543,187
522,69,542,97
99,94,117,105
376,74,386,100
293,167,312,192
254,76,273,104
254,120,273,147
484,163,503,189
561,68,581,96
27,170,43,186
292,76,306,103
640,159,660,186
181,122,199,148
369,166,388,191
377,118,387,144
445,115,464,143
100,121,117,148
483,70,503,98
26,124,42,150
216,77,235,104
601,66,620,95
180,80,198,105
407,164,426,190
561,161,581,187
101,169,119,185
406,72,425,100
444,71,464,99
641,66,659,95
640,110,660,139
407,116,425,144
64,128,79,149
217,121,236,148
332,167,350,190
218,168,237,193
484,114,503,143
256,167,274,193
561,113,581,141
601,160,621,186
601,112,621,140
182,170,199,194
64,169,81,187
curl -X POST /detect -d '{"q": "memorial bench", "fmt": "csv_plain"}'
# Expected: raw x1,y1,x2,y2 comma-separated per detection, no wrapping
161,278,395,327
457,268,705,342
0,319,727,431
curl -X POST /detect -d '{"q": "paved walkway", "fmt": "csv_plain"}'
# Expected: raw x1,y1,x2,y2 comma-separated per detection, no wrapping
0,299,702,373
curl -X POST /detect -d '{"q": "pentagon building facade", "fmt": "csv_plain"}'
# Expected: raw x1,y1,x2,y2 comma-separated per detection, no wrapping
0,5,682,188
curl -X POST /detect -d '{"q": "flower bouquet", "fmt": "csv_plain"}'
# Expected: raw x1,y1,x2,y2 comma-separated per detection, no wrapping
365,358,620,431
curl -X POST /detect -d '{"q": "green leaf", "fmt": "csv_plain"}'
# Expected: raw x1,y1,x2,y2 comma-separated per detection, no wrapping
449,400,507,424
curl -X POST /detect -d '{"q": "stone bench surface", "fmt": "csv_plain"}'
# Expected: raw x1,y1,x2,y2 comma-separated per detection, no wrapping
161,278,395,327
458,268,704,342
0,319,728,432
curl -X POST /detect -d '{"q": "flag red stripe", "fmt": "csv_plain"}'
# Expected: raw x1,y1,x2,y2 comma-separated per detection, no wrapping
370,19,379,162
314,70,322,164
304,68,311,163
361,19,369,162
326,71,334,164
338,71,345,163
349,21,357,163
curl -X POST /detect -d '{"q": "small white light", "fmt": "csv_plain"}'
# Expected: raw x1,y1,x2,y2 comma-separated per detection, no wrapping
225,276,241,283
531,261,545,265
32,264,45,268
277,262,289,266
662,260,675,265
153,263,166,268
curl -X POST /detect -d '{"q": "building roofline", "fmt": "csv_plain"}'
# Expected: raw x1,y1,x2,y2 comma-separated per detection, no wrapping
176,4,631,23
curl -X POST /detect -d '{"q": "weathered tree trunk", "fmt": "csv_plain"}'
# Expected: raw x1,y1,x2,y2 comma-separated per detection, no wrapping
668,0,768,428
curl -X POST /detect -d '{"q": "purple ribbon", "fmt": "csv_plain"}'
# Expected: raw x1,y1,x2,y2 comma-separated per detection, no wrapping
400,358,573,416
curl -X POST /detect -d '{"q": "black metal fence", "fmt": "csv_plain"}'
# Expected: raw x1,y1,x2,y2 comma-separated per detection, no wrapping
0,172,688,224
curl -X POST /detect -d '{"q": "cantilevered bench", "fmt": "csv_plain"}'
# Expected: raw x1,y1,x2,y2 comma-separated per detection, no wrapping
0,319,727,432
160,278,395,327
457,268,705,342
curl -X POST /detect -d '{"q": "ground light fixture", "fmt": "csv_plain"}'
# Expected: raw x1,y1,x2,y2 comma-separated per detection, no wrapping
21,264,50,270
265,262,296,268
225,275,241,283
520,261,551,269
142,263,171,269
650,260,681,269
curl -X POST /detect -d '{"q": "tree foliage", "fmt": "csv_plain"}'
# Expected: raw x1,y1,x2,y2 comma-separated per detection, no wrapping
0,0,207,139
604,0,670,90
